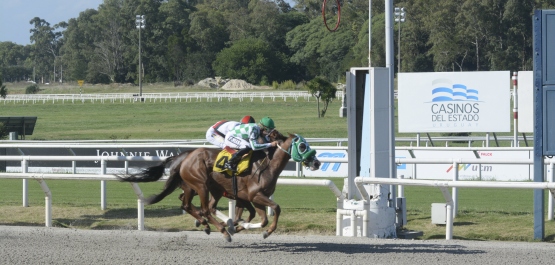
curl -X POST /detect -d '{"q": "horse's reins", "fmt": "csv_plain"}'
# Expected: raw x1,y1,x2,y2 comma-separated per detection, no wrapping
276,142,292,157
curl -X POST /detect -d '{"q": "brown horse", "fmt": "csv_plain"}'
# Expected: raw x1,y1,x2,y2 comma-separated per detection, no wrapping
117,131,320,242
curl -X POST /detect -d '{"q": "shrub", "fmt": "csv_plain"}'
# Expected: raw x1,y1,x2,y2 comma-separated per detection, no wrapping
278,80,296,90
25,84,40,94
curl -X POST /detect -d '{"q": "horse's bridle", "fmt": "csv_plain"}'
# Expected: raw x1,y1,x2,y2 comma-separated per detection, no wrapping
276,134,310,162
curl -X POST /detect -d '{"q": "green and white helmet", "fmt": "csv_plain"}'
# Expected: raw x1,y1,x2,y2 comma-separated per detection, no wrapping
259,116,275,130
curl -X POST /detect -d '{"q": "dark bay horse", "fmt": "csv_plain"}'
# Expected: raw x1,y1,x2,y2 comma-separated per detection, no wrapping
117,132,320,242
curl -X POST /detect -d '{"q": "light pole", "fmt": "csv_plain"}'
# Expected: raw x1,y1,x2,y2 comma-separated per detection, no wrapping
135,15,145,99
394,7,406,73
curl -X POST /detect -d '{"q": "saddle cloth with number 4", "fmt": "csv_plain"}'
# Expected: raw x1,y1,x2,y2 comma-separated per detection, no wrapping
213,147,252,175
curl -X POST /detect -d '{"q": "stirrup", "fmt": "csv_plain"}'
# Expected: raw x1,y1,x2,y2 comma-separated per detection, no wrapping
224,162,237,172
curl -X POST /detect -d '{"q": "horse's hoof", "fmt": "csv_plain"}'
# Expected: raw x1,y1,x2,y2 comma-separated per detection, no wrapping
226,219,235,235
262,231,270,239
204,227,211,235
227,226,235,236
194,220,201,227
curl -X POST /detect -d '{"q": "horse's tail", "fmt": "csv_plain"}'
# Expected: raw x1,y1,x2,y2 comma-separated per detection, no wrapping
115,155,176,183
143,153,189,205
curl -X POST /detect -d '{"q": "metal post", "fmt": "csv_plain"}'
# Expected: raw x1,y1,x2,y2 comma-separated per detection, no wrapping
394,7,406,73
135,15,145,99
139,27,142,97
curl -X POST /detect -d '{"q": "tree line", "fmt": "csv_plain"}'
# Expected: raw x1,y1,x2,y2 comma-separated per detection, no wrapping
1,0,554,86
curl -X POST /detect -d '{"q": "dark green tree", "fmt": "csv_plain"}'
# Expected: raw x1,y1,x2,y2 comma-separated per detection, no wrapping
29,17,60,83
60,9,100,82
213,38,285,84
286,16,356,81
0,42,31,82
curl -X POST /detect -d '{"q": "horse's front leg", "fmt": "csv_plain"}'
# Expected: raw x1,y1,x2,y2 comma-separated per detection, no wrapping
235,202,267,234
251,196,280,239
256,197,281,238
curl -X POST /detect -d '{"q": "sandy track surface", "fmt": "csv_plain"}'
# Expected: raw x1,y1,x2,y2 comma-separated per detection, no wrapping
1,226,553,264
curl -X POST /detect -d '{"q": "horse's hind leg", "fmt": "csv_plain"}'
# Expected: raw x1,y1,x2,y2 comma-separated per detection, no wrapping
197,187,232,242
207,192,235,233
179,185,210,234
234,199,256,223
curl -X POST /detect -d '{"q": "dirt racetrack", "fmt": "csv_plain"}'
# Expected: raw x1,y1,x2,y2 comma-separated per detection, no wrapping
0,225,553,264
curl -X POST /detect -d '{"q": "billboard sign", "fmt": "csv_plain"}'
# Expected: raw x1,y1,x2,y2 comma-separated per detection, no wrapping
517,71,533,133
398,71,510,132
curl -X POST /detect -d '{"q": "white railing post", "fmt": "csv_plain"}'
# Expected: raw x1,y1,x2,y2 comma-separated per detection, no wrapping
549,163,554,221
130,183,145,230
22,159,28,207
37,179,52,227
229,199,236,220
100,159,107,210
446,203,453,240
452,161,458,217
397,175,404,197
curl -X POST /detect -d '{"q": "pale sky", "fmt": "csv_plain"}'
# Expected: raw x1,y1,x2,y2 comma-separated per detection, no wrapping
0,0,104,45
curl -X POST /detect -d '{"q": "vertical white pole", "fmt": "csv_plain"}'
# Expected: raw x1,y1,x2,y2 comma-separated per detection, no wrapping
22,160,28,207
101,159,107,210
131,183,144,231
397,175,404,197
512,72,519,147
452,162,458,217
446,204,453,240
368,0,372,67
351,210,356,237
549,163,554,220
336,210,342,236
38,180,52,227
229,199,236,220
268,195,274,216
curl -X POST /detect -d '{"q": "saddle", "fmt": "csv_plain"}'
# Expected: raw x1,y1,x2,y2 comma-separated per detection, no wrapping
213,147,252,175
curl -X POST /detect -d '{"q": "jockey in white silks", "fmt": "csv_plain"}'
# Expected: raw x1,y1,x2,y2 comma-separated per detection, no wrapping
205,115,255,149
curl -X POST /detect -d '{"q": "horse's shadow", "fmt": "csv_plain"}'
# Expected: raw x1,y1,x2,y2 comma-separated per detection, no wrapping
223,241,486,255
49,207,187,228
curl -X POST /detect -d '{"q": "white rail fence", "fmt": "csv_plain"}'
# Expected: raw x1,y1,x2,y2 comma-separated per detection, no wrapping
0,155,344,230
1,91,345,104
2,150,555,238
356,177,555,240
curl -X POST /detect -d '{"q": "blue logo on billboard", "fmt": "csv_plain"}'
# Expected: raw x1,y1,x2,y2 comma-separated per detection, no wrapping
318,152,345,172
429,78,481,127
431,79,479,102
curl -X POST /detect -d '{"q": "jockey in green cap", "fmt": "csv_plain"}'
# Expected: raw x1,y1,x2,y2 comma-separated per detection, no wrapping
224,116,277,172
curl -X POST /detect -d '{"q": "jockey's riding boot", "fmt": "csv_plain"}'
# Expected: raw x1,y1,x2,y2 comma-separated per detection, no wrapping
225,147,251,172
